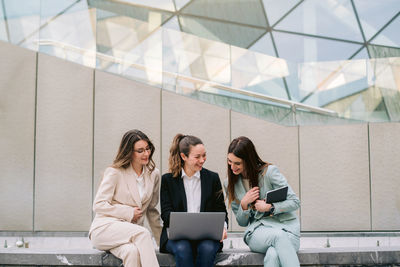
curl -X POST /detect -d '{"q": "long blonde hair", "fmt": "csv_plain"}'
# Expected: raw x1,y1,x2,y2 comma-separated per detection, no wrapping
112,129,155,172
168,134,203,177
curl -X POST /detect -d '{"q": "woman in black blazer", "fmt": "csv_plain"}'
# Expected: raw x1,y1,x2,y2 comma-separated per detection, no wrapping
160,134,228,267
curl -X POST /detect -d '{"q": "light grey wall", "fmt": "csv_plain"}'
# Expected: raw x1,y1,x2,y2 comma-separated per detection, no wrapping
299,124,370,231
1,42,399,232
369,122,400,230
93,70,161,195
35,54,93,230
0,42,36,230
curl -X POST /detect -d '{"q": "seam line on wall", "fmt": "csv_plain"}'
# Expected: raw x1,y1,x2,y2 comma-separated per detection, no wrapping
368,123,372,230
91,69,96,220
33,52,39,231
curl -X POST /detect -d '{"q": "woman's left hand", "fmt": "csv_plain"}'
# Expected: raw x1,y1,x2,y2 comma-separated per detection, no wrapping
254,199,272,212
220,227,227,242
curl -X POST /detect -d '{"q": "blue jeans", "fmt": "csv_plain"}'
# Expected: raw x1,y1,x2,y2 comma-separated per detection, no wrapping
166,239,220,267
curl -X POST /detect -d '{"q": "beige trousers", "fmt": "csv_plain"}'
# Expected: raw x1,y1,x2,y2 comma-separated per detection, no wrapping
90,221,159,267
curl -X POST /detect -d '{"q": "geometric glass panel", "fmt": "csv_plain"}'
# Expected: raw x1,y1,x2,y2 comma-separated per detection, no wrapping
0,2,7,42
248,32,276,57
262,0,302,26
179,15,266,48
2,0,40,50
275,0,363,42
39,0,95,67
353,0,400,40
175,0,191,11
182,0,267,27
273,31,363,63
273,31,363,101
368,45,400,58
351,47,370,60
370,17,400,48
117,0,175,12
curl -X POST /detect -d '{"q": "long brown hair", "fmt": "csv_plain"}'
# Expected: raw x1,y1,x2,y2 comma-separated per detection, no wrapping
112,129,156,172
227,136,269,205
168,134,203,177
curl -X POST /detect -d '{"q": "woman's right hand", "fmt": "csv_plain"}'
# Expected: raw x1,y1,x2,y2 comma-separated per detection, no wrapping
131,207,143,223
241,186,259,210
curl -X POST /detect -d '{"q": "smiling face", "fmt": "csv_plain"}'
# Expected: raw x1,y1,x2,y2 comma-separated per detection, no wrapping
181,144,206,176
132,140,151,167
227,153,244,175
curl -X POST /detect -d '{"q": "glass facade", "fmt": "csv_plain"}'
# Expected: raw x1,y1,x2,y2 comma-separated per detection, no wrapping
0,0,399,125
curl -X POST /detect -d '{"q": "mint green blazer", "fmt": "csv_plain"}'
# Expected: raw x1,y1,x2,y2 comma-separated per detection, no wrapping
225,165,300,241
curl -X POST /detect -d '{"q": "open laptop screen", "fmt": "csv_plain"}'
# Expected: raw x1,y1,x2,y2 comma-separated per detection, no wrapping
168,212,225,241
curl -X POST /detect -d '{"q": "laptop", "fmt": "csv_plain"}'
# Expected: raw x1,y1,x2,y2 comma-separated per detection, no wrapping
168,212,225,241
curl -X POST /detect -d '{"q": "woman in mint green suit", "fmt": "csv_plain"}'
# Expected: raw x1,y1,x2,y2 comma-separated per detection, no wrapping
225,136,300,267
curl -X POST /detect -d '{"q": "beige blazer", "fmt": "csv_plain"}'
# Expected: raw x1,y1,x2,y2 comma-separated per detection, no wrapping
89,165,162,245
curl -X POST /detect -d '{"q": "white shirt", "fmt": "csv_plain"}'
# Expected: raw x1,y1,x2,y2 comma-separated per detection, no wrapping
181,169,201,213
133,167,145,200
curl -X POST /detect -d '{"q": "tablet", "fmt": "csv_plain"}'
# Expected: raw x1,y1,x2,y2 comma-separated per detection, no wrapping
167,212,225,241
264,186,288,203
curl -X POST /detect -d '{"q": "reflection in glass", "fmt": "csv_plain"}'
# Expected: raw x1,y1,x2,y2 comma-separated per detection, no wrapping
178,15,266,49
181,0,267,27
0,1,7,42
231,45,289,99
262,0,301,26
39,0,95,67
370,17,400,47
273,31,363,101
118,0,175,12
2,0,39,50
275,0,363,42
248,32,276,57
353,0,399,41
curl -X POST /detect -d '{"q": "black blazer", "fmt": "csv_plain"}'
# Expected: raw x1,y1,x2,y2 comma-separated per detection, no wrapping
159,168,228,253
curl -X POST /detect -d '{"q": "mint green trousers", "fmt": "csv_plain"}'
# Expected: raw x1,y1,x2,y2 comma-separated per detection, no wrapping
245,226,300,267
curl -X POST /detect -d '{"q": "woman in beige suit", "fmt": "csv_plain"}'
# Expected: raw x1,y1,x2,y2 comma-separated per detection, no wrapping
89,129,162,267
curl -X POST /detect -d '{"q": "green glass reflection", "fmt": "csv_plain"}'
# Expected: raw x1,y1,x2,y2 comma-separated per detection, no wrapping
178,14,266,48
181,0,267,27
368,45,400,58
324,86,389,122
275,0,363,42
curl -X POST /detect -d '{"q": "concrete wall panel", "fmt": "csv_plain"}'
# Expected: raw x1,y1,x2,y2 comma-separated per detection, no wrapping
0,42,36,230
300,124,370,231
93,71,161,195
369,122,400,230
161,91,230,182
35,54,93,230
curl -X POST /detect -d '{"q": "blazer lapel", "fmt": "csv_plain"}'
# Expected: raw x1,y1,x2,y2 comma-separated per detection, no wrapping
177,174,187,212
124,165,142,208
234,177,247,202
140,167,153,205
200,170,207,211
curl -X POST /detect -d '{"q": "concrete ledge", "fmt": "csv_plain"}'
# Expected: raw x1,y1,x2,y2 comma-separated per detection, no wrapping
1,247,400,266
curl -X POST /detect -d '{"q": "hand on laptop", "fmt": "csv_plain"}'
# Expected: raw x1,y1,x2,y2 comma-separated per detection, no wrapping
220,227,227,242
131,207,143,223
